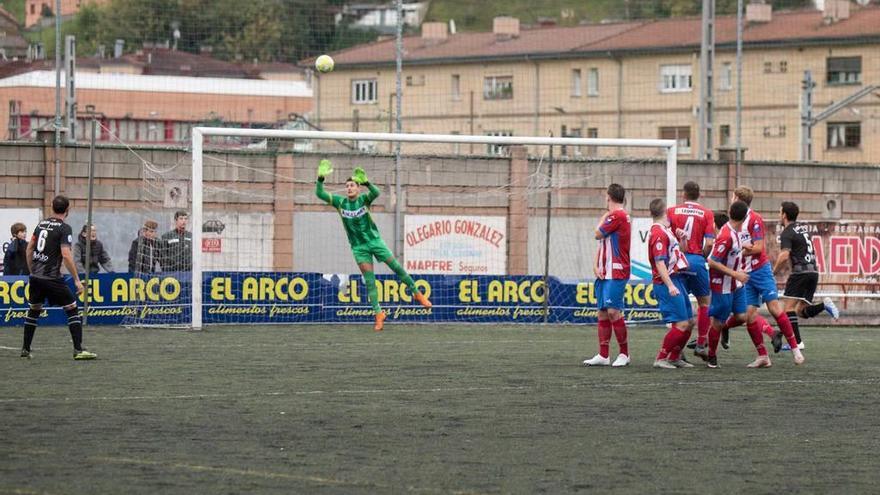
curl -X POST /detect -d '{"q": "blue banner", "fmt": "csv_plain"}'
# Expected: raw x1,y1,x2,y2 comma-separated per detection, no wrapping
0,273,663,326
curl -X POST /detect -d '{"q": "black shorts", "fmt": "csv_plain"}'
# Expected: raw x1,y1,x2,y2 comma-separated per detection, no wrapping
28,277,76,307
784,272,819,302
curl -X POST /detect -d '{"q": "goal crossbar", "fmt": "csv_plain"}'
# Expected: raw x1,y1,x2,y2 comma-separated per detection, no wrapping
190,127,678,329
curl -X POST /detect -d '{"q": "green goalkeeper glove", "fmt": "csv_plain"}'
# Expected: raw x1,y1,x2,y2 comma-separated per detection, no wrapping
317,159,333,179
352,167,368,185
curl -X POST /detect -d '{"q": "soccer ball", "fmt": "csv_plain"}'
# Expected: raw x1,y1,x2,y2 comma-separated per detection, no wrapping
315,55,334,73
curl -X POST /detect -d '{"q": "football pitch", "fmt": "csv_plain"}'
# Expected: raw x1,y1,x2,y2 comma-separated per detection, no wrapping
1,323,878,494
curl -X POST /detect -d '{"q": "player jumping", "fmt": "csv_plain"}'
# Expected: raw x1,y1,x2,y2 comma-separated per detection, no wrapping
315,160,431,331
667,181,715,361
583,184,631,367
647,199,693,369
772,201,840,350
20,195,97,360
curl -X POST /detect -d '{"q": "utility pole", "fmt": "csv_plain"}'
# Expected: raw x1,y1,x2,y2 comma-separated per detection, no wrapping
699,0,715,160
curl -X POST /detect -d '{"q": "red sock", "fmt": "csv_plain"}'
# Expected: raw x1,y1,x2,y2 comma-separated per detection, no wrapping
696,306,710,346
746,320,768,356
708,325,721,357
722,315,742,331
668,328,692,361
657,325,686,361
754,315,775,337
611,318,628,356
774,312,798,348
598,319,612,358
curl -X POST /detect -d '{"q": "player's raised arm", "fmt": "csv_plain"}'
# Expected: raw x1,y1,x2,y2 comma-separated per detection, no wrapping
353,167,380,203
315,159,335,205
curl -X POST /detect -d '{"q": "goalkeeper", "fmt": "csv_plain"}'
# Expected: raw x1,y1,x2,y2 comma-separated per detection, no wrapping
315,160,432,331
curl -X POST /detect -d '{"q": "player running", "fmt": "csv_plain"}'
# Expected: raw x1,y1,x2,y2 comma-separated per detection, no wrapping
719,186,803,366
646,199,693,369
772,201,840,350
315,160,431,331
583,184,631,367
20,195,96,360
667,181,715,361
705,202,751,368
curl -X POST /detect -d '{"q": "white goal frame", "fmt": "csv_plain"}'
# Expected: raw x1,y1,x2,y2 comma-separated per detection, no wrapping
191,128,678,329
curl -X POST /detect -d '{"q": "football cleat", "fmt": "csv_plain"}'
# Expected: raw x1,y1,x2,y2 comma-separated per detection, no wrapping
653,359,676,369
669,358,694,368
707,356,719,369
797,342,805,350
414,292,432,308
746,355,772,368
781,343,792,352
73,350,97,360
611,354,630,367
693,344,709,361
583,354,610,366
20,349,31,359
792,348,805,365
720,328,730,350
823,297,840,320
771,330,784,354
373,311,387,332
686,339,697,350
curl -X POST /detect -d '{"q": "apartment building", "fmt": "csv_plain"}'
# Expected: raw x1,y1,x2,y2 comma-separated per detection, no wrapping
312,2,880,163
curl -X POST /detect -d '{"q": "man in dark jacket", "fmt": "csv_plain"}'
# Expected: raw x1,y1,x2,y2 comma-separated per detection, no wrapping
160,211,192,271
128,220,161,274
74,224,114,273
3,222,30,275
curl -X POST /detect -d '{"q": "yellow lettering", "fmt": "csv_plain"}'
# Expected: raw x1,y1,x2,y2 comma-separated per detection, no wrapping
260,277,274,300
487,280,502,302
242,277,258,301
288,277,308,301
576,283,597,305
111,278,128,302
210,277,227,301
160,277,180,300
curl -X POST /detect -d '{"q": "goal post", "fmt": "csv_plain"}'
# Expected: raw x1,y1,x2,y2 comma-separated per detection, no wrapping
187,128,677,330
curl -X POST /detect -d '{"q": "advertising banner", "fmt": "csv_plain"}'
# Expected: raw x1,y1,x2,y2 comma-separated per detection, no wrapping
0,272,663,326
769,221,880,285
404,215,506,275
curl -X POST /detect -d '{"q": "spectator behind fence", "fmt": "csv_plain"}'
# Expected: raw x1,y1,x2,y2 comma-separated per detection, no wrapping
3,222,30,275
128,220,161,274
160,210,192,271
74,224,114,274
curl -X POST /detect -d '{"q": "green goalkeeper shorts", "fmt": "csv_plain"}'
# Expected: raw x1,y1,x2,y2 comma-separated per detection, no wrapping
351,238,394,265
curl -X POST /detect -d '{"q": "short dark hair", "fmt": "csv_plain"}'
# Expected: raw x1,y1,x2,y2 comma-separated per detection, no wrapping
729,201,749,222
11,222,25,236
781,201,799,222
714,211,729,230
649,198,666,219
346,177,358,184
683,181,700,201
607,183,625,204
174,210,188,220
52,195,69,215
79,224,93,236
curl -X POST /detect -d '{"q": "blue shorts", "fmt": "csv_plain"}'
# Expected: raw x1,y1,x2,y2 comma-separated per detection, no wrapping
654,276,693,324
709,288,747,321
745,263,778,307
596,279,627,311
681,253,711,298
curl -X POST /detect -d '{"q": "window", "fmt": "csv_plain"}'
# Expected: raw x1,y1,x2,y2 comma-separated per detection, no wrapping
586,127,598,156
779,60,788,73
660,126,691,155
763,125,786,138
827,57,861,85
30,4,36,14
485,130,513,155
571,69,582,97
406,75,425,87
451,74,460,100
827,122,860,149
660,65,692,93
719,124,731,147
587,68,599,96
719,62,732,91
352,79,377,104
560,125,582,156
483,76,513,100
763,61,773,74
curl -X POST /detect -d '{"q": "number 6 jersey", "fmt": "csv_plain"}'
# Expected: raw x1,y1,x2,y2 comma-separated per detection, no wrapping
29,217,73,279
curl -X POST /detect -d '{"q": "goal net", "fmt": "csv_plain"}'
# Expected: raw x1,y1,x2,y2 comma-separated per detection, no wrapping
122,129,677,329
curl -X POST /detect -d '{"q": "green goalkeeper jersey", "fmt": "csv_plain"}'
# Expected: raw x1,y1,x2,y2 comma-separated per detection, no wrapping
316,179,382,246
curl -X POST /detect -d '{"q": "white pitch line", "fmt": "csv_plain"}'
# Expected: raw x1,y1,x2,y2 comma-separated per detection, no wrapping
1,378,877,404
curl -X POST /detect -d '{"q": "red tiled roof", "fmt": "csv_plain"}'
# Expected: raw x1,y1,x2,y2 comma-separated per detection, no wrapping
122,49,260,78
317,6,880,67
